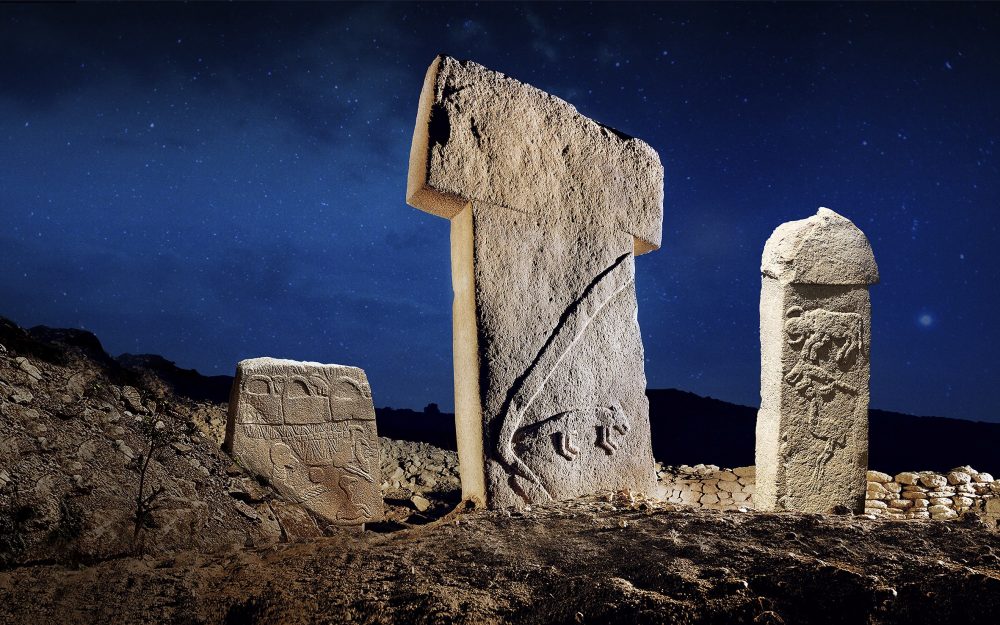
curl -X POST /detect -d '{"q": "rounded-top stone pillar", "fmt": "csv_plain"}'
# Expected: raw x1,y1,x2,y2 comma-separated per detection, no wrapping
756,207,879,513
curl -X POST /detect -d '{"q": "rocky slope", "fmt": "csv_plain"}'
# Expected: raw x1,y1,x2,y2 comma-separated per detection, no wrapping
0,318,461,568
1,317,999,624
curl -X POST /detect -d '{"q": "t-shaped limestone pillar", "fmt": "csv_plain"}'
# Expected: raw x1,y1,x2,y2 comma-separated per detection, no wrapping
755,207,879,513
407,55,664,508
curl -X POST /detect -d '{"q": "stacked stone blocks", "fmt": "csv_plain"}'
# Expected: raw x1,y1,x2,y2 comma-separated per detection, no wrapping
659,464,755,510
864,467,999,520
659,464,998,521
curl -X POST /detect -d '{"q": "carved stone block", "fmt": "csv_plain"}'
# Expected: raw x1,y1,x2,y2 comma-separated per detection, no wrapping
224,358,382,525
756,208,879,513
407,55,662,508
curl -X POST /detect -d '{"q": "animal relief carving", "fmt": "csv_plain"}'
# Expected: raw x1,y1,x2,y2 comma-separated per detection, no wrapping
517,404,631,463
784,306,866,487
495,253,637,504
225,358,383,525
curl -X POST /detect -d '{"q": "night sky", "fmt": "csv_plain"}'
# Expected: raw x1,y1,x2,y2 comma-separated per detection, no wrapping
2,3,998,422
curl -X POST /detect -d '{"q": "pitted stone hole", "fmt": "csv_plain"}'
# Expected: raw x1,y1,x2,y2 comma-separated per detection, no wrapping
470,117,483,146
440,82,467,101
428,102,451,149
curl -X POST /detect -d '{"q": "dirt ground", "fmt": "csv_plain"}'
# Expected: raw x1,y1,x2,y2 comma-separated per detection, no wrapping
2,496,999,625
2,318,1000,624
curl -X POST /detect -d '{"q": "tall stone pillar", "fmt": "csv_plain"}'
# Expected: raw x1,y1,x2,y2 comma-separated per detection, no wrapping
755,208,879,513
406,55,664,508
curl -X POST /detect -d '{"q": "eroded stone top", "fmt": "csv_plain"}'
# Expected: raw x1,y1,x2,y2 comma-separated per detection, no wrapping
406,55,664,254
761,207,879,285
239,356,361,372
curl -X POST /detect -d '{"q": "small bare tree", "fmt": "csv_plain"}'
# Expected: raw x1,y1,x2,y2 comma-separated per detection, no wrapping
132,413,176,539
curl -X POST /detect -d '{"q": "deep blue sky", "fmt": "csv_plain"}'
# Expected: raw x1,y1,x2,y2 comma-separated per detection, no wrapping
1,3,998,421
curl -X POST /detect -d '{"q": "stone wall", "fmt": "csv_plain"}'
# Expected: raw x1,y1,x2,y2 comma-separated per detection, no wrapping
658,464,756,510
658,463,1000,520
864,467,998,520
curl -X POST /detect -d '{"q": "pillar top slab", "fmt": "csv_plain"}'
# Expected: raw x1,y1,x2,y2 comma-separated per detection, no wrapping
406,55,664,255
761,207,880,285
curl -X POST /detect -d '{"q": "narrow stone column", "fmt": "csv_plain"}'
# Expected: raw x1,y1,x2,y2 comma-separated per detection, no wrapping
407,55,664,508
755,208,879,513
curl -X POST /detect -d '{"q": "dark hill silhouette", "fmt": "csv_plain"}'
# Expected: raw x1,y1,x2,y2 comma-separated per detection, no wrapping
375,405,457,451
378,391,1000,476
27,325,118,368
647,388,1000,475
3,316,996,475
866,408,999,474
116,353,233,404
0,318,73,365
646,389,758,468
374,389,1000,476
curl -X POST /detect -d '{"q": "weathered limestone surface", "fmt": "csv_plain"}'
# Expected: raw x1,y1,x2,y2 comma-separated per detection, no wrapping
408,55,662,508
756,208,879,513
224,358,382,524
407,55,663,255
